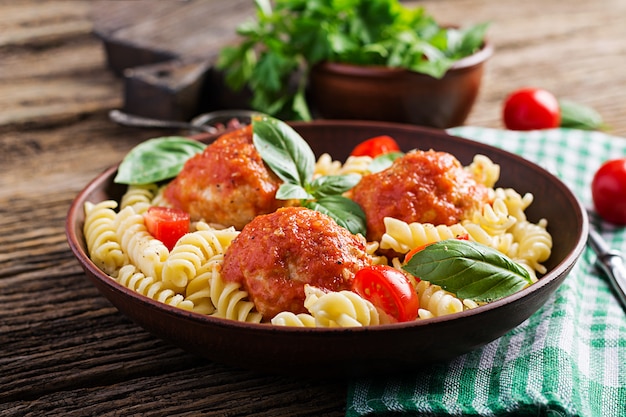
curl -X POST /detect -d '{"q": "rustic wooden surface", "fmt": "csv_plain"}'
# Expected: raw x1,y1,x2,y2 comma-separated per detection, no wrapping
1,0,625,416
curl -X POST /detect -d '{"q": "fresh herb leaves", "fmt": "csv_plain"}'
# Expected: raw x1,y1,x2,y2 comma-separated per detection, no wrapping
403,239,533,302
218,0,488,120
559,99,606,130
114,137,206,185
252,115,366,235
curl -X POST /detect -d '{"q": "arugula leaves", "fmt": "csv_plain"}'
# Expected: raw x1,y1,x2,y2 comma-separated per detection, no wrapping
114,137,206,185
252,115,366,235
403,239,534,303
218,0,489,120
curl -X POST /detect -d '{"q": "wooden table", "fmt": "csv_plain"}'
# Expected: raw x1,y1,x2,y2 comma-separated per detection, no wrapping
2,1,625,415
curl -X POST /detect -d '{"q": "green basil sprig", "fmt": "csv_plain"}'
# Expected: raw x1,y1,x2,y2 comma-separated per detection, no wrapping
403,239,533,302
114,136,206,185
559,99,606,131
252,116,366,236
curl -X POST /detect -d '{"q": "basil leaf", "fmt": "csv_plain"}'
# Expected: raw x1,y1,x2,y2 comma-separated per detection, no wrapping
304,195,367,236
309,174,361,199
276,183,313,200
368,151,404,173
252,116,315,186
114,136,206,185
402,239,533,302
559,99,605,130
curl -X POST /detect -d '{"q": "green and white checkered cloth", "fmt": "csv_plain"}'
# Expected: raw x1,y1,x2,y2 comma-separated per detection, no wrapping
346,127,626,417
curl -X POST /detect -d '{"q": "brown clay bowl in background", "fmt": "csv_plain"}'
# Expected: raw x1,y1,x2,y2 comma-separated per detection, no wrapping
66,120,587,377
309,41,493,129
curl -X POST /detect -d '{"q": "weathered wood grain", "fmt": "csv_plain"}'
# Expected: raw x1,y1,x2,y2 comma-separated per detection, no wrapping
1,0,625,416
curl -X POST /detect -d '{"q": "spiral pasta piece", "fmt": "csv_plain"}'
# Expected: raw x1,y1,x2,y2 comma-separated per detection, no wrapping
209,264,262,323
83,200,127,277
416,280,464,318
314,153,343,177
510,218,552,276
468,198,516,236
150,184,171,208
117,264,194,311
184,259,222,314
465,154,500,188
338,155,373,175
380,217,488,254
113,206,169,280
495,187,533,222
302,285,383,327
313,153,373,177
120,183,159,213
271,312,317,327
161,224,237,290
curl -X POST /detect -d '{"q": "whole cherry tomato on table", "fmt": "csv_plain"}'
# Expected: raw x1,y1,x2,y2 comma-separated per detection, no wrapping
503,88,561,130
591,158,626,225
144,206,191,250
352,265,419,322
350,135,400,158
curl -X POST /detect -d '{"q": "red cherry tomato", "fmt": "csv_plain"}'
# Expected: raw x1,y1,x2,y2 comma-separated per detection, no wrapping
350,135,400,158
143,206,190,250
352,265,419,322
591,158,626,225
503,88,561,130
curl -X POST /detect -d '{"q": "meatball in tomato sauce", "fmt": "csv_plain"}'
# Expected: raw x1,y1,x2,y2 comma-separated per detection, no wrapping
351,149,492,242
163,125,286,230
222,207,373,319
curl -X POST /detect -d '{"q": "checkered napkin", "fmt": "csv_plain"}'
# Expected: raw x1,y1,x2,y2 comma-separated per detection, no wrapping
346,127,626,417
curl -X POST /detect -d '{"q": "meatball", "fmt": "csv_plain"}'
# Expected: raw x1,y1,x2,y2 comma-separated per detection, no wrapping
351,149,492,242
163,125,285,230
222,207,373,319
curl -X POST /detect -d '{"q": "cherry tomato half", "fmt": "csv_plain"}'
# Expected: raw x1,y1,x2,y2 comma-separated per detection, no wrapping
503,88,561,130
352,265,419,322
350,135,400,158
144,206,191,250
591,158,626,225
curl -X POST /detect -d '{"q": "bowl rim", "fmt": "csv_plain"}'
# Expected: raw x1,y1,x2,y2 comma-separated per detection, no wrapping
66,120,588,336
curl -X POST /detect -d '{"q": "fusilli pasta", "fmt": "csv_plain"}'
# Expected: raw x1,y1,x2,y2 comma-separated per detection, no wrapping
83,200,127,277
415,280,465,318
302,285,385,327
113,206,169,281
117,264,194,311
208,264,262,323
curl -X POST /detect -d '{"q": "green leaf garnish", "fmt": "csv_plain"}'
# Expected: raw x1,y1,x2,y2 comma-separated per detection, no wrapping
559,99,606,131
252,116,366,236
309,174,362,199
114,136,206,185
304,196,367,237
252,115,315,185
402,239,533,302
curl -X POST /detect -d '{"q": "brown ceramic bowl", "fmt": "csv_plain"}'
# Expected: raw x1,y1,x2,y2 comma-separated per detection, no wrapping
66,120,587,377
309,42,493,129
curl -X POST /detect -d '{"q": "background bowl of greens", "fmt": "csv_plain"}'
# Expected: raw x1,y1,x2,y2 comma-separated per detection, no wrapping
66,120,588,377
309,40,492,128
217,0,491,128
